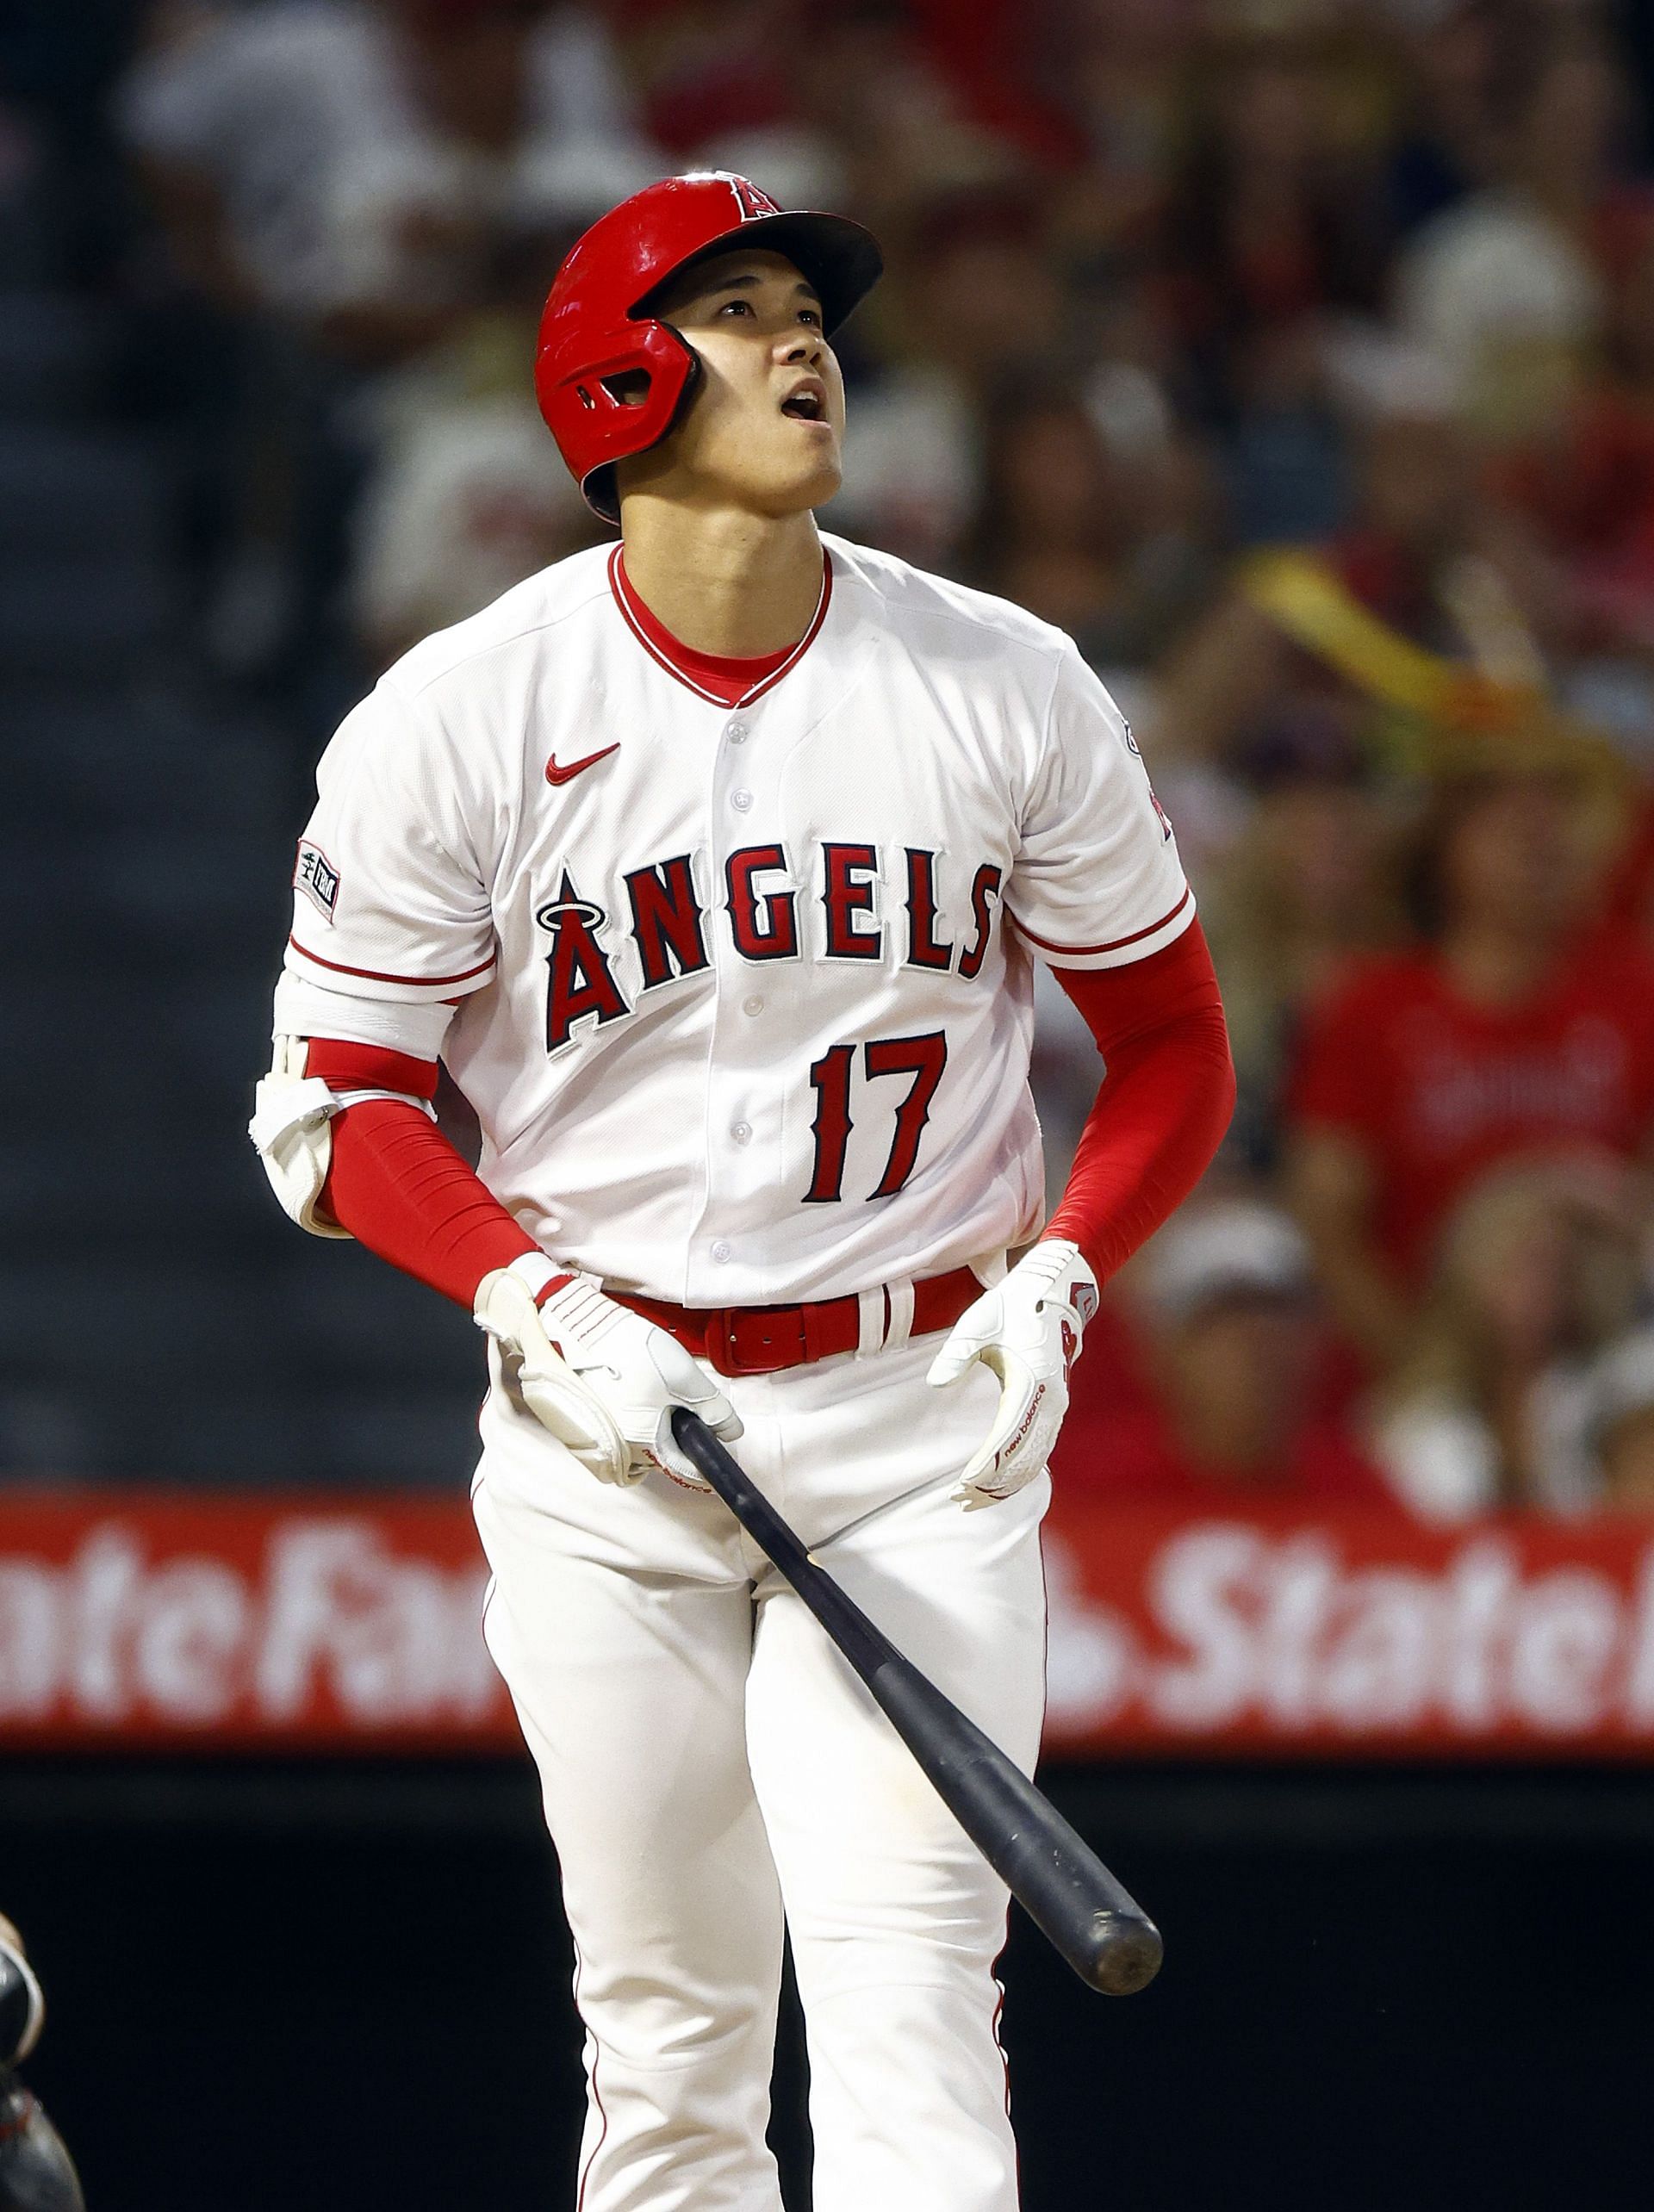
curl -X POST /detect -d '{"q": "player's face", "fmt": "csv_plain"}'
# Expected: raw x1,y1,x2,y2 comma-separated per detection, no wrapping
642,249,846,516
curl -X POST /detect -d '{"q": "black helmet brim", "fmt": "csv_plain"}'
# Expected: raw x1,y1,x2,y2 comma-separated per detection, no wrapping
634,209,883,337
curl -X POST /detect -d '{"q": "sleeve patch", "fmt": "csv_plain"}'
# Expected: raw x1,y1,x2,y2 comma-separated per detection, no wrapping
295,841,341,922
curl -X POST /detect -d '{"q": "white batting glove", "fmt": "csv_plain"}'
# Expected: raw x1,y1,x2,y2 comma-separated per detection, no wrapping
926,1240,1099,1509
474,1261,742,1489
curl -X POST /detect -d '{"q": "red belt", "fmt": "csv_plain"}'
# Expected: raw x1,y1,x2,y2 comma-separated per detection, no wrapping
615,1265,983,1379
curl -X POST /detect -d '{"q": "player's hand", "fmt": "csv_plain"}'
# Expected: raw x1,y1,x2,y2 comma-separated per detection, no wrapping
926,1240,1099,1509
474,1267,742,1488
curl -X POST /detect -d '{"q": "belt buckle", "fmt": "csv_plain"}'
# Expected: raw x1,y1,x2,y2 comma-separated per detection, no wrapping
707,1304,807,1377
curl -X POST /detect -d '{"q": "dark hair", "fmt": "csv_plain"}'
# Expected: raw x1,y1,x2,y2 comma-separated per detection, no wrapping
963,376,1110,586
1399,768,1574,941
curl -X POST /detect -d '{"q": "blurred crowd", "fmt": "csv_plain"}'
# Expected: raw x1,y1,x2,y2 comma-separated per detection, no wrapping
44,0,1654,1515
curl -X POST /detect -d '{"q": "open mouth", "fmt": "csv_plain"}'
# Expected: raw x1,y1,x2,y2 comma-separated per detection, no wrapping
780,385,826,422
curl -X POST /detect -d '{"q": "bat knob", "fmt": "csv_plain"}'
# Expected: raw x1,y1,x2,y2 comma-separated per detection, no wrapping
1084,1912,1164,1997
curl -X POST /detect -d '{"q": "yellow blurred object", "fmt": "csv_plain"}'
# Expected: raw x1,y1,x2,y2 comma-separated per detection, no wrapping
1238,547,1626,791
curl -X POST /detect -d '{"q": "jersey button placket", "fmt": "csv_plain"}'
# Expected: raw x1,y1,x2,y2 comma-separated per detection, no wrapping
701,696,774,1301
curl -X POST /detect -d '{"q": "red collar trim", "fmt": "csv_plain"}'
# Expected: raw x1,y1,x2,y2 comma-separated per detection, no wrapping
608,545,833,709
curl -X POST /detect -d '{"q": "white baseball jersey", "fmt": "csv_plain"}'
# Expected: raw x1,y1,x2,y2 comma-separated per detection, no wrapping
279,532,1191,1307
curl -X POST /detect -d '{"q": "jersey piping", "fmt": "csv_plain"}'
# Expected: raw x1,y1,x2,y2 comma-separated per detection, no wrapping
1007,885,1192,960
607,543,834,708
285,933,498,988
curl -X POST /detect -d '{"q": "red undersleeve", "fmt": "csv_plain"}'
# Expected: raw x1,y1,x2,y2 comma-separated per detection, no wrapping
305,1039,440,1102
306,1041,537,1308
1043,919,1236,1280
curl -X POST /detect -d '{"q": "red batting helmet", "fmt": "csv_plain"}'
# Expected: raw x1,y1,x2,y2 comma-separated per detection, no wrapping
535,171,883,524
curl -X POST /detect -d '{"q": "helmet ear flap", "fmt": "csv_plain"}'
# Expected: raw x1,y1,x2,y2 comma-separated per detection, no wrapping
538,317,700,525
572,327,703,524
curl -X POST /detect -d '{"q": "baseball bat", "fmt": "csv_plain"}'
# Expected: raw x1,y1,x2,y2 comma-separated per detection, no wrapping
669,1408,1163,1997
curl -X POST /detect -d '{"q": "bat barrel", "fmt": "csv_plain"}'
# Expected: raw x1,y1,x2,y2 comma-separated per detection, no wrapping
870,1648,1163,1996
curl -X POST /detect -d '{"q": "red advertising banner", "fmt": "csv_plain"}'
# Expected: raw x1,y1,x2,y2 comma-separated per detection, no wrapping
1042,1501,1654,1759
3,1490,1654,1756
0,1494,518,1752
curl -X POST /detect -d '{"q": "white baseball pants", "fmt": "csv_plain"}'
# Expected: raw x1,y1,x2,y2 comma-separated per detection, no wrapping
471,1332,1049,2212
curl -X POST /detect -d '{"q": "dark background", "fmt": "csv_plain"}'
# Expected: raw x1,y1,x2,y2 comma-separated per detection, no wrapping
6,1757,1652,2210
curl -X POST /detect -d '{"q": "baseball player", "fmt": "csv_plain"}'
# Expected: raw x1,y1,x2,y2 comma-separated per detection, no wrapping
0,1917,84,2212
252,172,1234,2211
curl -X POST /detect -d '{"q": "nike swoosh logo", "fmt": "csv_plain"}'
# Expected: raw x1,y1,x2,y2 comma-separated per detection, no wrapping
545,744,619,786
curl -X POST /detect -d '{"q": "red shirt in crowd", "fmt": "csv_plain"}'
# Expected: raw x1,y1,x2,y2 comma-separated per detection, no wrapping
1285,935,1654,1282
1050,1307,1390,1506
1055,1403,1390,1506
